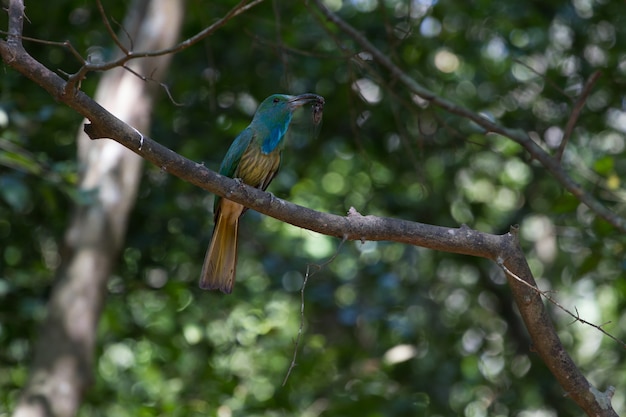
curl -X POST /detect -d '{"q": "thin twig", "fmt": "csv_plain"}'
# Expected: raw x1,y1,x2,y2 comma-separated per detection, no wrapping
499,262,626,349
96,0,129,54
310,0,626,234
61,0,263,95
111,16,134,51
556,71,602,161
121,65,183,106
16,0,266,94
109,0,266,60
271,0,291,89
0,33,87,63
512,58,571,100
244,30,343,60
282,237,347,386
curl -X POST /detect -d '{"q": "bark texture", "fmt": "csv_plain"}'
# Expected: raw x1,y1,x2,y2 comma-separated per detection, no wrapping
12,1,184,416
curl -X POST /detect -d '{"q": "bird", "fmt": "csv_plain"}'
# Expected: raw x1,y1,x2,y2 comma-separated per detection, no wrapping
200,93,325,294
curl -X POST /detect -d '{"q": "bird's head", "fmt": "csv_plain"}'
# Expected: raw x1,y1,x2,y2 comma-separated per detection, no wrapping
254,93,324,120
252,93,324,153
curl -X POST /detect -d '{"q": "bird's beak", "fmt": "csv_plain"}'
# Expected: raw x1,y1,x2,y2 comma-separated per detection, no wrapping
288,93,325,110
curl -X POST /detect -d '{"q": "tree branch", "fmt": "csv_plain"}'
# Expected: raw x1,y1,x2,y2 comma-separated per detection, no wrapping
501,263,626,349
556,70,602,161
6,1,183,417
309,0,626,235
0,0,266,95
60,0,266,94
0,1,618,416
305,2,619,416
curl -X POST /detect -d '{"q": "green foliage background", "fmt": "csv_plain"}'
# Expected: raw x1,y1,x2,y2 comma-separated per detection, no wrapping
1,0,625,416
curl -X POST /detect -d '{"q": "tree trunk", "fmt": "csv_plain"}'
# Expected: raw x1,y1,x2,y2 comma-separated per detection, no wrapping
12,1,184,416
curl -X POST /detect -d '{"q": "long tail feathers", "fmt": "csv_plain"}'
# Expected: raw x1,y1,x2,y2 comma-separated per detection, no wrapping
199,213,239,293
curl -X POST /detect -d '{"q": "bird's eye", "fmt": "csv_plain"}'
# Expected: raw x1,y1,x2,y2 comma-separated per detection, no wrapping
273,98,280,103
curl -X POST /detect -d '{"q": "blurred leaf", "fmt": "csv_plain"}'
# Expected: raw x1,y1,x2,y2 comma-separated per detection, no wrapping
593,155,614,175
0,176,31,212
0,142,43,175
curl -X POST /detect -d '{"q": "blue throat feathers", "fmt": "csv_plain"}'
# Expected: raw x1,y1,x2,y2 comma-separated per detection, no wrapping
261,113,292,154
